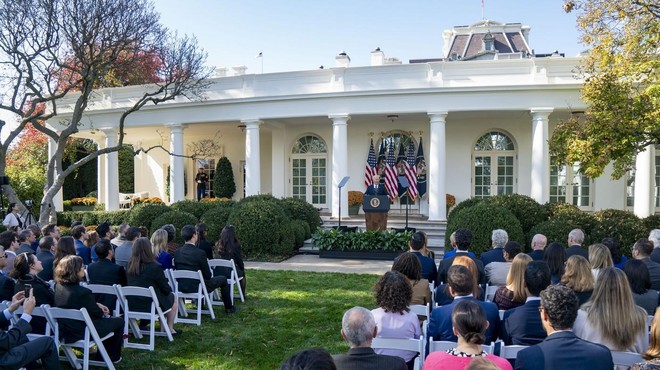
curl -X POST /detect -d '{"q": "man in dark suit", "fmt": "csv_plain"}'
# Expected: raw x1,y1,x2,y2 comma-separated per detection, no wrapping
16,230,35,255
428,265,500,343
173,225,235,314
87,240,127,309
36,236,56,281
0,290,60,369
332,306,406,370
515,285,613,370
72,225,91,266
408,231,437,285
436,228,485,285
632,238,660,290
0,248,14,302
480,229,508,267
527,234,547,261
27,224,40,252
649,229,660,264
565,229,588,259
90,222,113,263
501,261,551,345
364,175,388,196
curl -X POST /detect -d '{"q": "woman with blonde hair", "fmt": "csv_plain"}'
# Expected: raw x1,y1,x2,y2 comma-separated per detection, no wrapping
392,252,431,305
435,256,484,306
589,243,613,281
632,307,660,369
574,267,648,357
150,228,172,270
493,254,531,310
560,255,594,306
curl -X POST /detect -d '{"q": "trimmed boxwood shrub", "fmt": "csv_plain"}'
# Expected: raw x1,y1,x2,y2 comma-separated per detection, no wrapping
644,214,660,231
236,194,281,208
488,195,548,238
57,210,129,227
150,210,199,244
447,197,484,220
199,207,234,243
445,202,524,256
527,219,589,247
312,229,411,252
291,220,308,248
170,199,216,219
591,209,647,257
127,203,171,230
280,197,320,238
276,220,297,256
227,198,290,259
546,203,597,236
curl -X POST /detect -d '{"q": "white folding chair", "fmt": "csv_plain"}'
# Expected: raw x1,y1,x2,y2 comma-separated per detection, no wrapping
429,340,495,354
116,285,173,351
48,307,115,370
372,337,425,370
83,268,90,283
168,269,215,325
428,281,435,304
208,258,245,304
484,284,500,302
499,344,528,359
499,309,505,321
409,304,430,321
11,304,54,342
611,351,643,367
82,283,122,317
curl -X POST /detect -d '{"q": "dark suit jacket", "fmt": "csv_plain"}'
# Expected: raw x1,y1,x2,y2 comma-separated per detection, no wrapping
501,299,546,345
0,273,14,302
0,313,31,356
515,331,613,370
427,296,500,343
173,243,213,292
333,347,406,370
527,250,545,261
642,258,660,291
75,239,91,266
651,248,660,264
53,283,122,341
436,252,485,286
36,250,54,282
197,240,213,260
15,244,34,256
364,184,388,196
565,245,588,260
480,248,505,267
87,259,128,309
126,262,173,312
14,274,54,334
410,251,437,285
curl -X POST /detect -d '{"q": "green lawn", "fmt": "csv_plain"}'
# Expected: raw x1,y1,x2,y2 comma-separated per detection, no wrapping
112,269,379,369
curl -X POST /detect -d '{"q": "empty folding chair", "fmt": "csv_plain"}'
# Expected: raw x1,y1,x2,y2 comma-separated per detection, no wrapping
116,285,173,351
168,269,215,325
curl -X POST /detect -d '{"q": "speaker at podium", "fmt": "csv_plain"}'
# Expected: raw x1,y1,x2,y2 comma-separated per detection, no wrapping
363,195,389,230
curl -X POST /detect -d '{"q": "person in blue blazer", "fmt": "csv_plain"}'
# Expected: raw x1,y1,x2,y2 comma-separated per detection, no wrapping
365,175,388,196
515,285,613,370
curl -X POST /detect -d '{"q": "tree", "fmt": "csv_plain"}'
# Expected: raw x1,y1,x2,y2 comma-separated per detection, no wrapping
0,0,212,224
214,156,236,198
550,1,660,179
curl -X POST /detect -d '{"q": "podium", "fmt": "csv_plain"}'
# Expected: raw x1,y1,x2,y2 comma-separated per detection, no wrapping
363,195,390,231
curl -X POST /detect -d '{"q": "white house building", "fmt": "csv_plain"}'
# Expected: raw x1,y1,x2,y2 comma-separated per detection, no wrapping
51,20,657,220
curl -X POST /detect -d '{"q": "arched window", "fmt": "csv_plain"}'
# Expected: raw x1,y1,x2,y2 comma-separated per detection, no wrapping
291,135,327,154
291,135,328,207
473,131,516,198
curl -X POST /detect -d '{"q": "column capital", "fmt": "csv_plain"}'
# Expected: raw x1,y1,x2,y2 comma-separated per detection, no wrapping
328,114,350,123
167,123,186,133
241,119,262,128
98,127,118,136
530,108,554,117
428,112,448,121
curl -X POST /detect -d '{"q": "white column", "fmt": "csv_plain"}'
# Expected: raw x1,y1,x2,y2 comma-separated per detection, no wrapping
271,125,286,198
634,144,655,217
329,114,350,219
96,139,106,207
169,124,185,203
100,128,119,210
47,137,64,211
243,120,262,196
530,108,552,204
428,112,447,221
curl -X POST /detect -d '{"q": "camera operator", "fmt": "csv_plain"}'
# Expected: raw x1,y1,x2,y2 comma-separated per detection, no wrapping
2,203,22,229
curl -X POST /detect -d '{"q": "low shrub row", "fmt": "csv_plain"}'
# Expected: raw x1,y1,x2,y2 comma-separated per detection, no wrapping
312,229,412,252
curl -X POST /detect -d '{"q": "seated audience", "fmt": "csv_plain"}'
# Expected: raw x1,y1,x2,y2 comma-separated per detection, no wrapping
16,230,35,255
281,348,336,370
444,231,476,260
90,222,112,263
332,306,406,370
566,228,589,259
195,223,213,260
0,248,14,302
573,267,648,354
588,243,612,281
86,230,100,249
624,259,660,315
493,254,531,310
467,357,503,370
527,234,547,261
1,230,19,275
36,236,56,281
480,229,508,268
423,300,512,370
162,224,179,254
53,255,124,363
602,237,627,269
501,261,551,346
515,284,613,369
559,255,594,306
650,229,660,264
632,307,660,370
485,241,521,286
543,242,566,284
214,225,247,296
437,228,484,285
428,265,500,343
114,226,140,269
391,252,431,305
634,238,660,291
419,231,436,260
52,236,76,271
10,252,54,334
408,231,437,286
151,229,173,270
436,256,484,306
87,239,128,309
127,237,180,335
371,271,421,369
72,225,91,266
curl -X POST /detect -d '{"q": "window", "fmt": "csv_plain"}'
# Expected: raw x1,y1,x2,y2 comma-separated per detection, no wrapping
291,135,328,207
473,131,516,198
549,160,591,209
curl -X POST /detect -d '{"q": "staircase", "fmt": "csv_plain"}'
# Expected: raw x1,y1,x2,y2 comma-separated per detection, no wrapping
301,212,448,257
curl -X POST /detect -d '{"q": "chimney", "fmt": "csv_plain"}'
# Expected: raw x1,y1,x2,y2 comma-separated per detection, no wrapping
335,51,351,68
232,65,247,76
442,30,453,58
371,47,384,66
214,67,227,77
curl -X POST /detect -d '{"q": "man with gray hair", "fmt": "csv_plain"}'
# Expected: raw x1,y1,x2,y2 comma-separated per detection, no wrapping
566,229,588,259
528,234,547,261
480,229,508,267
649,229,660,263
333,307,406,370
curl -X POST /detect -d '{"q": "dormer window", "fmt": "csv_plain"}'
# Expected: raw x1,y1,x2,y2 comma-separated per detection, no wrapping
483,31,494,51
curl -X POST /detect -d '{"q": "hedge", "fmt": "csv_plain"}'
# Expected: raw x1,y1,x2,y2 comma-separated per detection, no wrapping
488,195,548,239
170,199,217,219
291,220,308,248
591,209,647,256
227,198,291,259
56,210,129,227
199,207,234,243
150,210,199,244
527,219,587,247
547,204,597,237
280,197,321,238
126,203,171,231
644,214,660,231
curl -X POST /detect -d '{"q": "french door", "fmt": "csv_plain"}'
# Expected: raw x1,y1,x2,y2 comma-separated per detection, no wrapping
291,155,327,208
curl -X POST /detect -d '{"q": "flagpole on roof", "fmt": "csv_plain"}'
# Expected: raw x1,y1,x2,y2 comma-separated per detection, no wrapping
256,51,263,73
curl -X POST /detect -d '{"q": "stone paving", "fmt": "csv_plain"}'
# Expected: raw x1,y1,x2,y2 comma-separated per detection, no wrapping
244,254,392,275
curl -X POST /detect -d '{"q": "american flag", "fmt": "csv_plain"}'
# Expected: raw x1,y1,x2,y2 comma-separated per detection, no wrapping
384,142,398,200
404,140,418,201
364,139,378,188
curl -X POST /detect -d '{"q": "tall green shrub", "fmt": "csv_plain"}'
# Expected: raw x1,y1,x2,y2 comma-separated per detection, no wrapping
547,203,597,236
150,210,199,244
527,219,588,247
280,197,321,238
199,207,234,243
213,156,236,198
488,195,548,238
127,203,170,230
118,145,135,193
591,209,647,256
171,199,215,219
227,198,290,259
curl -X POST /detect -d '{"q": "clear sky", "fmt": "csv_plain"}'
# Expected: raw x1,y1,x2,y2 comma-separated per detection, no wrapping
154,0,583,74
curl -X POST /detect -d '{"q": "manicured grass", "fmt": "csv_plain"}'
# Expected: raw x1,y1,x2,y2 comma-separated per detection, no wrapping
112,269,379,369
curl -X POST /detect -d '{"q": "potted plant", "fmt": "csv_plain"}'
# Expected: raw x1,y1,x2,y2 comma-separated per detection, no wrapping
348,191,363,215
446,193,456,215
70,197,97,211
